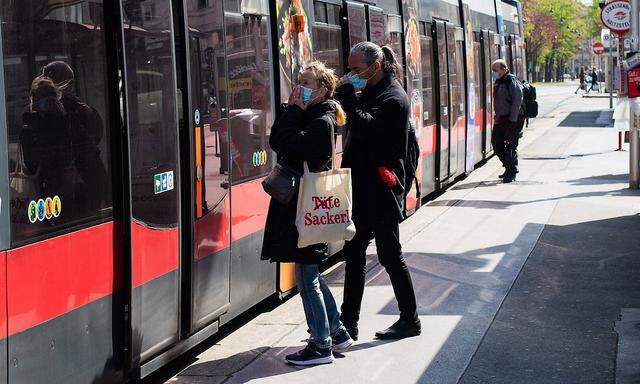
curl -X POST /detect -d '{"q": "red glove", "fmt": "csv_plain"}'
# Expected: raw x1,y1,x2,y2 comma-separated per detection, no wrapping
377,167,397,187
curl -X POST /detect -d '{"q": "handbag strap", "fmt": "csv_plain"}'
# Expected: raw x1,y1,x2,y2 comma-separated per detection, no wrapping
303,123,336,173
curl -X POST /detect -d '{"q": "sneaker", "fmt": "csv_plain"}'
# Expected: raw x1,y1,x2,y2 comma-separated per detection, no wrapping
285,343,334,366
332,329,353,352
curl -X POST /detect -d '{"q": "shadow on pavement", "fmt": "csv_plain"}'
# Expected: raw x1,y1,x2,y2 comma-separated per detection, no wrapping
428,186,636,211
458,213,640,384
557,110,614,127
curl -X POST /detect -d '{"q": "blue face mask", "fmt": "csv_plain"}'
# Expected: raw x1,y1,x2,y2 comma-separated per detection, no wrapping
491,70,500,79
348,63,376,90
300,86,314,103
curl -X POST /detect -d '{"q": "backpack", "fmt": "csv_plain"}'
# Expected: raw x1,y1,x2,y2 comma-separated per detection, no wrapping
405,121,420,198
519,80,538,119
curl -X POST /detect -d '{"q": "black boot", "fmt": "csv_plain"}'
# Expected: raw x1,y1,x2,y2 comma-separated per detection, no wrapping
341,323,358,341
375,318,421,340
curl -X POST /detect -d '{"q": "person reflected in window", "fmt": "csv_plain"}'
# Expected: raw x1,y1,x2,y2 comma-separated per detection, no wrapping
21,76,74,217
42,61,109,214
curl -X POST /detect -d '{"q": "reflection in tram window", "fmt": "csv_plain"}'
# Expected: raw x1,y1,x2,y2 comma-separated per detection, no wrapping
225,6,275,183
122,0,180,227
312,2,344,76
1,1,112,244
187,0,230,216
420,36,436,127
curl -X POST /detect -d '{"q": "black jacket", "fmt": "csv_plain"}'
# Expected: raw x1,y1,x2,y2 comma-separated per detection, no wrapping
336,74,408,225
261,100,337,264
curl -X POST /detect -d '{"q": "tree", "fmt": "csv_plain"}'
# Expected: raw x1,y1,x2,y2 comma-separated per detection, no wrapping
523,0,590,82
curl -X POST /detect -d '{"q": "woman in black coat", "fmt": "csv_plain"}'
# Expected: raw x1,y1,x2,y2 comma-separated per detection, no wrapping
261,62,353,365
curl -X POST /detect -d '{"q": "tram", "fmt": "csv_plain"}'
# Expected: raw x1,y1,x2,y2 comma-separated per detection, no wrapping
0,0,525,382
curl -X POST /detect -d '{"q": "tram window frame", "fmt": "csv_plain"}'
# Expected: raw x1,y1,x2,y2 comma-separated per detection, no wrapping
312,0,346,151
224,9,276,185
2,0,115,246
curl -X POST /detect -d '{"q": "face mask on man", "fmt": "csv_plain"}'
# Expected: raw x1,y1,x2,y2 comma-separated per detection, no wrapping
491,70,501,79
348,62,377,90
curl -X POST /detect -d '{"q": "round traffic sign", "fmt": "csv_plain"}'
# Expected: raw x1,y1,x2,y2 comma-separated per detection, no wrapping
601,0,631,33
593,42,605,55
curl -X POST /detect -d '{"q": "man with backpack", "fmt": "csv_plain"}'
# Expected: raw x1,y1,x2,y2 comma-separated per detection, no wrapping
491,59,523,183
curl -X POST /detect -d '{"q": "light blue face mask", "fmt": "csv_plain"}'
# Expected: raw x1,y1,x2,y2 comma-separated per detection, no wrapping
491,70,500,79
348,63,376,90
300,86,314,103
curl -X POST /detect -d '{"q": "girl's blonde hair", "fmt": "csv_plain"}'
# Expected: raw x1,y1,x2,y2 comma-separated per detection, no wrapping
301,61,347,126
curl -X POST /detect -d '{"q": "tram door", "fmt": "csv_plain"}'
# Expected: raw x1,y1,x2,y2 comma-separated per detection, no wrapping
184,0,232,333
449,26,466,178
120,0,182,365
433,21,451,184
420,23,437,195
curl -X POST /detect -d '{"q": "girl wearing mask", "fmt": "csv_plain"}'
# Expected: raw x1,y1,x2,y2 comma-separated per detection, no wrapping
261,62,352,365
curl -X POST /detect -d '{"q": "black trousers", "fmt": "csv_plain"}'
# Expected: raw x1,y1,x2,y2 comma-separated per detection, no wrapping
340,221,418,326
492,120,520,176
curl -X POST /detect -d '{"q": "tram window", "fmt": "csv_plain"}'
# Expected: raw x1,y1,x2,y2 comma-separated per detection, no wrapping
327,4,341,26
312,3,345,77
2,1,113,243
386,15,403,59
225,13,275,184
122,0,180,227
420,37,436,127
187,1,230,216
346,2,367,48
314,1,328,24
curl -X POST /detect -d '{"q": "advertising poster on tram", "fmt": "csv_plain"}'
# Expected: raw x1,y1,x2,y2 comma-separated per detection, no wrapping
276,0,313,102
402,0,423,210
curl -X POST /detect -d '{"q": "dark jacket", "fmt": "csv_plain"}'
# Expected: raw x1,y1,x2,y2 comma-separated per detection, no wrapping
261,100,336,264
62,94,110,212
335,74,409,226
493,72,523,123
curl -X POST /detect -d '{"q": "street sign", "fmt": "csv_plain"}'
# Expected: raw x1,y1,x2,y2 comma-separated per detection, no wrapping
601,0,631,33
593,42,605,55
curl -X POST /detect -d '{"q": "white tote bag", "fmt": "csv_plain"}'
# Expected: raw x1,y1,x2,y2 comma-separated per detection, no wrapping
295,126,356,248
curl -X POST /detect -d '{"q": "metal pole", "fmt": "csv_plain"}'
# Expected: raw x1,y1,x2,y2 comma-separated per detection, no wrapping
610,36,614,109
630,0,640,188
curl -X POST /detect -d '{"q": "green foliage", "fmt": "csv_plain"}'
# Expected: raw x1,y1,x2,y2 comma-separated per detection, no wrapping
523,0,593,66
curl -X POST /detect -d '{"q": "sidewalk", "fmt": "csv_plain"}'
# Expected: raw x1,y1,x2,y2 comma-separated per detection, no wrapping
164,89,640,384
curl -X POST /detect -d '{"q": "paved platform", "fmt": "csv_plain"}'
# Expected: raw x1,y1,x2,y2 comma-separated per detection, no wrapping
158,84,640,384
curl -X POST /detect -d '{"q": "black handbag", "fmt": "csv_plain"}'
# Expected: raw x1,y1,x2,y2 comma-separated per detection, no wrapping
262,162,302,205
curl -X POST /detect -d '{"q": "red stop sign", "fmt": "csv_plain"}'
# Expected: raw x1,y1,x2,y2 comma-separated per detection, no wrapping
593,42,605,55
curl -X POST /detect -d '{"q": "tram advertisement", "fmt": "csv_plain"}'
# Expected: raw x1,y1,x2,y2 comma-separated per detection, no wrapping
276,0,313,102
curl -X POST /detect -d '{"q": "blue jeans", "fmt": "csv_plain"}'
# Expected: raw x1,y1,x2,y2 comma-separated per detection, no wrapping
295,263,345,349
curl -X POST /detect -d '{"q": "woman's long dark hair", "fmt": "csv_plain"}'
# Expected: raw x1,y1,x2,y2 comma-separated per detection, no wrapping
350,42,403,79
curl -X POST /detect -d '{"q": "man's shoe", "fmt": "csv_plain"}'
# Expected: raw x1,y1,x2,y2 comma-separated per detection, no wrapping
375,318,421,340
503,175,516,183
285,343,334,366
344,324,358,341
498,171,506,179
332,328,353,352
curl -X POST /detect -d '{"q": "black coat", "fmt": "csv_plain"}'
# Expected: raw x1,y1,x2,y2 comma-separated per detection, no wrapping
261,100,337,264
336,74,409,226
